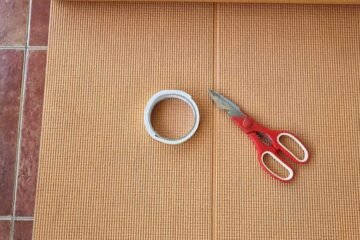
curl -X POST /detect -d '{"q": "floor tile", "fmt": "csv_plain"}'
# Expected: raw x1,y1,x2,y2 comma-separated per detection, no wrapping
29,0,50,46
0,50,24,215
0,221,11,240
16,51,46,216
0,0,29,46
14,221,33,240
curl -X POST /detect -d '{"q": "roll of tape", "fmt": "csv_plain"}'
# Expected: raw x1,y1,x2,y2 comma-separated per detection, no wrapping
144,90,200,145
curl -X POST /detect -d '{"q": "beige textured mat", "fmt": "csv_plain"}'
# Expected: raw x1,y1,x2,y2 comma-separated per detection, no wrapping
34,1,360,239
216,4,360,239
66,0,360,4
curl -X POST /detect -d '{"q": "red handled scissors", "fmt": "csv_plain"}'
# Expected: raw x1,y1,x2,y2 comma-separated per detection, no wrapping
209,90,309,182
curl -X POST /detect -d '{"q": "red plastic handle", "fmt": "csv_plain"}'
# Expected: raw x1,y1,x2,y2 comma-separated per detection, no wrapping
231,116,309,182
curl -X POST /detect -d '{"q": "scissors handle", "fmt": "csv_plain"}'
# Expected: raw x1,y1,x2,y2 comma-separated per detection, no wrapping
231,116,309,182
273,132,309,164
257,148,294,182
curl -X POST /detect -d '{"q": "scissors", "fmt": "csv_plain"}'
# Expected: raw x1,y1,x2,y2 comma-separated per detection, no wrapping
209,90,309,182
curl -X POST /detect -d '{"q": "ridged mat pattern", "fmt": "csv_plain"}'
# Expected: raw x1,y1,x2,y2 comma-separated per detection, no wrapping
63,0,360,4
34,1,360,239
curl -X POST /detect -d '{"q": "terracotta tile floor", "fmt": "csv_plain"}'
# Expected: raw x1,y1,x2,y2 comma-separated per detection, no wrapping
0,0,50,239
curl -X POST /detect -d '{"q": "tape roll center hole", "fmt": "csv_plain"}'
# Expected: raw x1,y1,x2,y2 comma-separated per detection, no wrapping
151,98,194,140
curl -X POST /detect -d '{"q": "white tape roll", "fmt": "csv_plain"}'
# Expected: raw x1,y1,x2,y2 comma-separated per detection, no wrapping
144,90,200,145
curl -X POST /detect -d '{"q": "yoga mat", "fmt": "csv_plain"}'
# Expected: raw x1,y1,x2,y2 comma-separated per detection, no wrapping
64,0,360,4
33,1,360,239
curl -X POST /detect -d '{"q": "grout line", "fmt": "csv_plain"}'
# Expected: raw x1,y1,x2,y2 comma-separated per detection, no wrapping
28,46,48,50
0,216,34,221
11,48,29,240
10,48,29,240
10,0,32,239
26,0,32,47
0,46,26,50
14,216,34,221
0,46,47,50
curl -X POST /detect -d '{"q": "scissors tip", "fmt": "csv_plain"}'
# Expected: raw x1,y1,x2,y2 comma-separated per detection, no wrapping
208,89,243,117
208,89,220,99
208,89,216,95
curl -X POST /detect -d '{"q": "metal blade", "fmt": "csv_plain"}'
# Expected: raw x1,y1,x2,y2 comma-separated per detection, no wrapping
208,90,244,117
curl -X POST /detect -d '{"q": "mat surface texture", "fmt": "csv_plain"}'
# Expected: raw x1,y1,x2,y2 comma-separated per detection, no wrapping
34,1,360,239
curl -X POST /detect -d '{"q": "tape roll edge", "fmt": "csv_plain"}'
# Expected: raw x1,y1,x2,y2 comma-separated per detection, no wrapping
144,90,200,145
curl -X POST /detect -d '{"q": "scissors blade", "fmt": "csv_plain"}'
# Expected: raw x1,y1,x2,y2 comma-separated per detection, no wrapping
208,90,244,117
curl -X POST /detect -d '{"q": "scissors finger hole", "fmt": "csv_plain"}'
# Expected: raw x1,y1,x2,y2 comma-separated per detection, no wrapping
261,152,294,182
277,133,308,163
